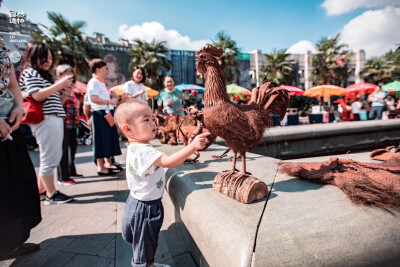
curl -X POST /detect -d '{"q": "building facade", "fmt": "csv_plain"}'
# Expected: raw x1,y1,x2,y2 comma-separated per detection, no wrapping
166,50,197,86
249,49,366,90
0,12,39,36
0,10,367,91
83,33,132,85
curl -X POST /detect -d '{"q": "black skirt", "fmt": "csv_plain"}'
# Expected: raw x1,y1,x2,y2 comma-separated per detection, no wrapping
0,129,41,254
92,109,121,159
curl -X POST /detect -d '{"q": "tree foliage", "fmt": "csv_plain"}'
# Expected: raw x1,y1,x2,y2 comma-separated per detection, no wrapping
259,49,296,85
289,95,319,116
361,47,400,84
128,39,171,89
31,12,100,77
310,34,352,86
210,31,241,84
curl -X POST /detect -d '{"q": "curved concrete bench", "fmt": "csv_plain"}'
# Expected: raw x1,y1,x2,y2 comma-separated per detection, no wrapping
155,142,400,266
215,120,400,159
156,142,279,267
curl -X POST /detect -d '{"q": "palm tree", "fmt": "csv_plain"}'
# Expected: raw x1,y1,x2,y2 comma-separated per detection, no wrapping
383,49,400,81
128,39,171,89
360,50,400,84
209,31,241,83
360,57,391,84
31,12,99,77
310,34,352,86
259,49,296,85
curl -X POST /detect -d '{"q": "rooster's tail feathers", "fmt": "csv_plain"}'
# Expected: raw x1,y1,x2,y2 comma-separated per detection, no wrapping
248,82,290,120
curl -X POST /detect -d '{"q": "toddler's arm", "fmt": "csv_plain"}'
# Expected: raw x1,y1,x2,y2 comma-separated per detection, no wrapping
154,132,210,168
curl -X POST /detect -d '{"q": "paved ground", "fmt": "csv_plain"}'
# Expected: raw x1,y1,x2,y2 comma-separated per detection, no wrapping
0,141,196,267
1,140,397,267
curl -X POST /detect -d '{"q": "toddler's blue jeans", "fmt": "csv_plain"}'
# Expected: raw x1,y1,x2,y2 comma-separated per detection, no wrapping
122,195,164,267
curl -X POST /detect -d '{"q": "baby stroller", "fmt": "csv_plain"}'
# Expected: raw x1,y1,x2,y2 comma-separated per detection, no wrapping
77,115,92,145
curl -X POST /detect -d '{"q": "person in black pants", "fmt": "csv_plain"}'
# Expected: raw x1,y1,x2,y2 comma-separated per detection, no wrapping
0,35,41,260
56,65,83,185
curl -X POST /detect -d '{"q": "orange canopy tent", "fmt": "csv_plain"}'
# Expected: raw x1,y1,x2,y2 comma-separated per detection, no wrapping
110,84,159,111
304,85,346,97
110,84,159,98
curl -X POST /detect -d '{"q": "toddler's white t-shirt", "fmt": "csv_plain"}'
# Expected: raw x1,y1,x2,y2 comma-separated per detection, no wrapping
126,143,165,201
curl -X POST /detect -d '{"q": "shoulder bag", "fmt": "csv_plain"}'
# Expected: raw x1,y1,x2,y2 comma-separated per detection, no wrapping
21,96,44,124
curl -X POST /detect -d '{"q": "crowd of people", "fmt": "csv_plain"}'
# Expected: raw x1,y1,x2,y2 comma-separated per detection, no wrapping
0,38,197,265
1,35,399,265
308,86,400,123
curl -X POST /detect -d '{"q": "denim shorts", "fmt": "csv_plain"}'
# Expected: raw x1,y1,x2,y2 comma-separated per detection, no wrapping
122,195,164,267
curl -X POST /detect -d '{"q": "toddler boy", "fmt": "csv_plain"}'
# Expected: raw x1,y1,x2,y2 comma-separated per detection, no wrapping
114,98,209,267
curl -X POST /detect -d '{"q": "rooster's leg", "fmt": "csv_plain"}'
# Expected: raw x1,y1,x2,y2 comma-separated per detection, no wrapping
185,151,199,163
241,153,252,176
231,152,239,172
212,148,231,159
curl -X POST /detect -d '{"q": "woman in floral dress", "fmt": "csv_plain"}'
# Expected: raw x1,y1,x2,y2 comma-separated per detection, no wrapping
157,76,185,116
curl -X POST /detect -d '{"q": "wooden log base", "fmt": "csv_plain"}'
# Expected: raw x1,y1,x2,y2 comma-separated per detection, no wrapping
213,171,269,204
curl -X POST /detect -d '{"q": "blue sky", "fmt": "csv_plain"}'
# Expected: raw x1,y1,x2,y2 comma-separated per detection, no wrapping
2,0,400,57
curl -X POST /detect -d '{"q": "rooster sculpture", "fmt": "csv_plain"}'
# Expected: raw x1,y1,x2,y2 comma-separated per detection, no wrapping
196,46,290,203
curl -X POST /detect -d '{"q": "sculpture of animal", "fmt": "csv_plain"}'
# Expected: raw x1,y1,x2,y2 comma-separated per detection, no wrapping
176,108,216,162
153,113,180,145
196,45,290,177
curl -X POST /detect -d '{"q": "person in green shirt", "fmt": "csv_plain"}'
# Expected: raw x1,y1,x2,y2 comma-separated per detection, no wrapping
157,76,185,116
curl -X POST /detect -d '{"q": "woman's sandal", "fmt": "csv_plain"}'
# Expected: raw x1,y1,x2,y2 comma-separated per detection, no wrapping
97,170,114,176
106,166,120,172
113,162,124,171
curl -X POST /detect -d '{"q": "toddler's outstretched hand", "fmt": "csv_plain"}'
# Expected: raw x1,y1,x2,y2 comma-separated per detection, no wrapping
191,132,210,151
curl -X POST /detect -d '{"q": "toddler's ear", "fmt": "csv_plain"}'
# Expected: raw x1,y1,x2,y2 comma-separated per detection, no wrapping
122,123,130,133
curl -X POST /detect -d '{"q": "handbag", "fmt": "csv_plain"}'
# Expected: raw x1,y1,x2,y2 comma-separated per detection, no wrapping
104,106,115,127
21,96,44,124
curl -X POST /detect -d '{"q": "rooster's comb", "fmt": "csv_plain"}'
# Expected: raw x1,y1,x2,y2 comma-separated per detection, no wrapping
198,45,223,57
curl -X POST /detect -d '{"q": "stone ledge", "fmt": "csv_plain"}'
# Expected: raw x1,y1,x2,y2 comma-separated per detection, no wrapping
216,120,400,159
155,142,280,267
264,119,400,143
157,141,400,266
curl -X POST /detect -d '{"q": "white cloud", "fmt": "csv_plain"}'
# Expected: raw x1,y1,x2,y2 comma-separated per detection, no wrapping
119,22,210,51
341,6,400,58
287,40,317,54
0,4,10,15
322,0,400,16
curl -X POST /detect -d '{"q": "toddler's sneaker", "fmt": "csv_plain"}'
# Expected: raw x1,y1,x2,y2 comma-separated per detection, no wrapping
44,191,73,205
58,179,76,185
